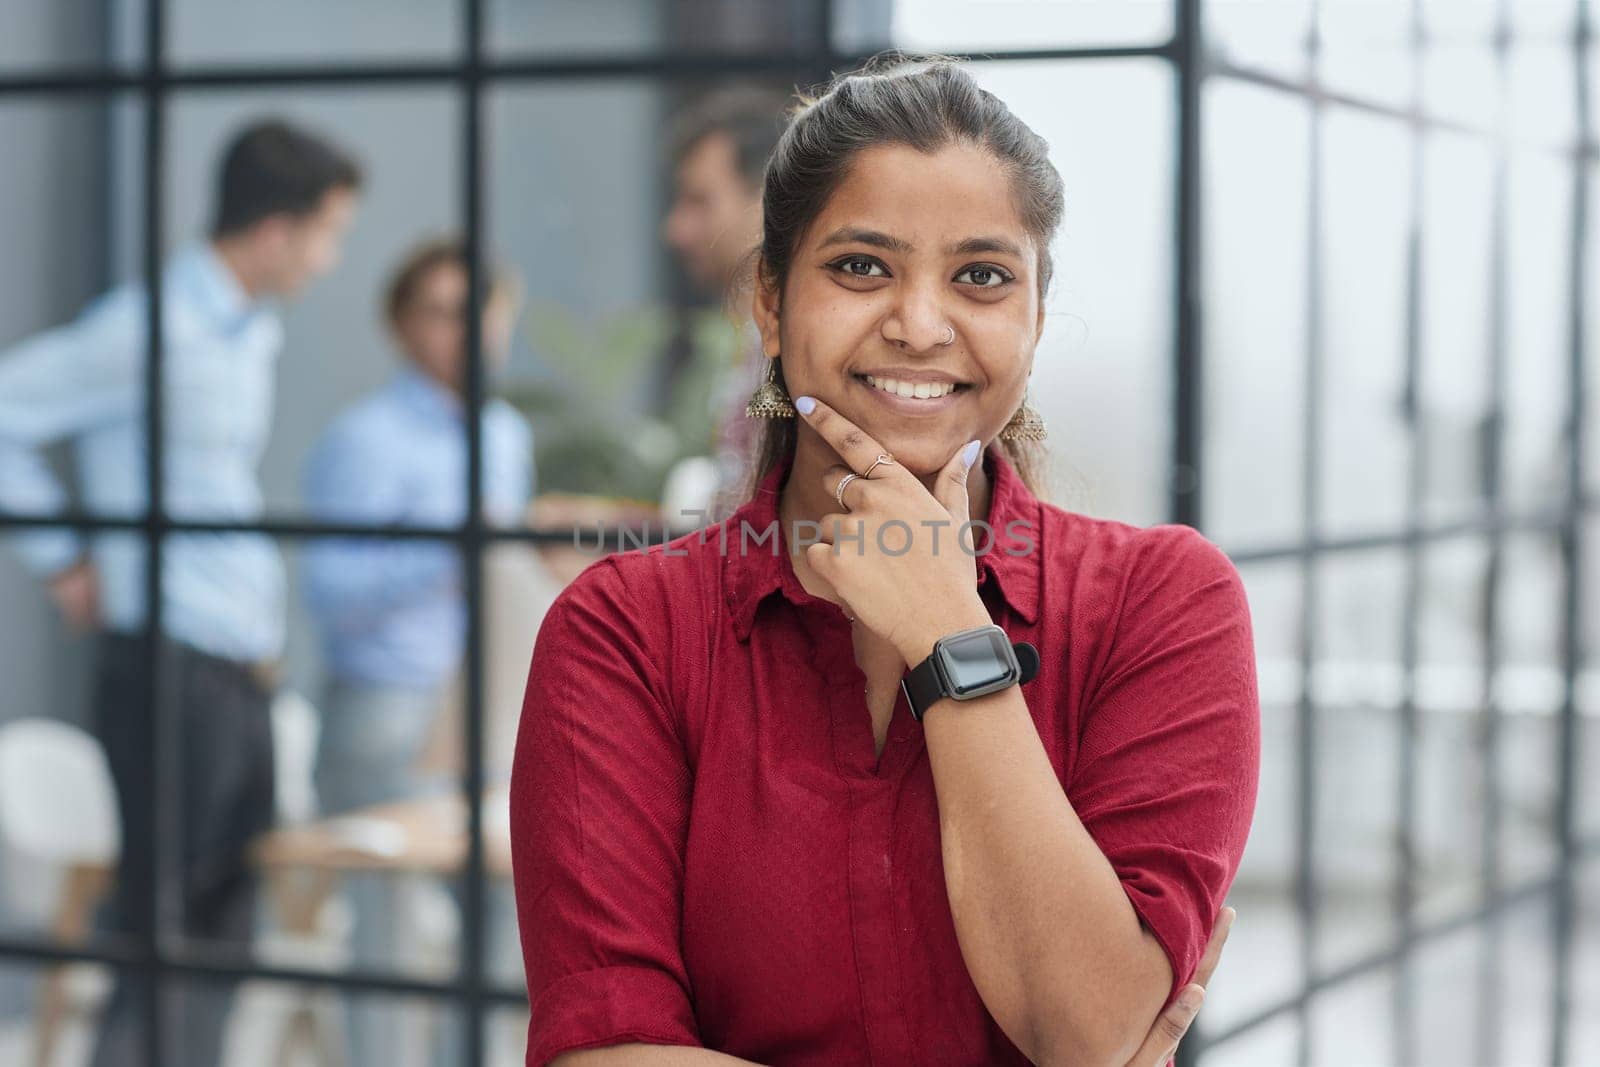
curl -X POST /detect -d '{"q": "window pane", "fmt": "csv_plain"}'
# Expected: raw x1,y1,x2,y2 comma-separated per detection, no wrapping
0,0,143,72
1408,925,1488,1064
1189,886,1302,1046
1583,517,1600,844
1497,895,1558,1058
1420,131,1494,525
1507,43,1578,151
1575,861,1600,1064
1205,0,1314,81
1317,0,1415,111
0,959,126,1065
1320,108,1411,537
1203,1014,1301,1067
1308,963,1396,1065
968,59,1174,526
1421,0,1499,41
1592,165,1600,500
1422,44,1498,132
1502,151,1570,516
1509,0,1580,39
1314,548,1407,709
1222,563,1302,1023
1311,700,1402,972
1313,550,1405,972
161,538,528,1001
832,0,1171,54
0,592,131,960
1494,534,1563,884
0,95,148,530
173,973,466,1067
164,88,459,519
491,0,822,59
488,78,674,504
1415,538,1490,924
1203,81,1310,547
169,0,459,67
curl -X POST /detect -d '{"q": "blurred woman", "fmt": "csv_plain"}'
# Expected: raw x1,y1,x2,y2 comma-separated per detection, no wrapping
302,236,532,1066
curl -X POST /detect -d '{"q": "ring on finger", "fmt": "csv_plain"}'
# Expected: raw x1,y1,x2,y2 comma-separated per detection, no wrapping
862,453,894,479
835,472,862,512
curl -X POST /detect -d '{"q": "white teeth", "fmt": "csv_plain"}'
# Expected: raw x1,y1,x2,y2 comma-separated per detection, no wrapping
864,375,957,399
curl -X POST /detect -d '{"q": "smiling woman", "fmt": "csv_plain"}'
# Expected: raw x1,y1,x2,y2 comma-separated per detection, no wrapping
511,54,1259,1067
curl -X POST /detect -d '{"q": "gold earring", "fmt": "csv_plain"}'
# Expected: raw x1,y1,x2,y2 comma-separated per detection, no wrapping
998,390,1047,442
745,355,797,419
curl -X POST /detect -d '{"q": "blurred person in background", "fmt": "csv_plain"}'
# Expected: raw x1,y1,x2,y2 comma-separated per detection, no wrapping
661,87,790,522
0,117,362,1067
300,235,532,1067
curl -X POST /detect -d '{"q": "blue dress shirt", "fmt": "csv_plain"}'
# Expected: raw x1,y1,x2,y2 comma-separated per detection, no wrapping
0,241,288,662
300,366,534,688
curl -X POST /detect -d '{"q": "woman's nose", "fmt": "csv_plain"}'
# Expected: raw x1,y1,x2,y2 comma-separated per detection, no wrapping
881,284,950,351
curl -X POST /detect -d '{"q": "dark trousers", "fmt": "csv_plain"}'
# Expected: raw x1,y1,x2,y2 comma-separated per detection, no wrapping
88,631,277,1067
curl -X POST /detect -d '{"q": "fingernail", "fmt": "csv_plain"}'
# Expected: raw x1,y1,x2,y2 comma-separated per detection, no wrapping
794,395,816,415
1179,987,1204,1011
961,439,981,469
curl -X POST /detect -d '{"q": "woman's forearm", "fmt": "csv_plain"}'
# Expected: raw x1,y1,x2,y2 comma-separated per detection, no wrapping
552,1043,766,1066
897,611,1174,1066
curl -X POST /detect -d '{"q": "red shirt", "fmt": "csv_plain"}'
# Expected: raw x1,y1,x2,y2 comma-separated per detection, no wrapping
511,444,1260,1066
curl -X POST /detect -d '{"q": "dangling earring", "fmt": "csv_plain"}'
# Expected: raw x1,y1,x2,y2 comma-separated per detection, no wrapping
998,390,1047,442
745,355,797,419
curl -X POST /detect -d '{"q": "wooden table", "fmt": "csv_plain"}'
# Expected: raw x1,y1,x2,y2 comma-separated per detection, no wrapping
249,788,516,1066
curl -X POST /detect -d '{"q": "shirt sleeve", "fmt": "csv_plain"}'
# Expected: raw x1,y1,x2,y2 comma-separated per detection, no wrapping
0,293,142,577
509,555,702,1066
299,414,460,634
1070,523,1261,1013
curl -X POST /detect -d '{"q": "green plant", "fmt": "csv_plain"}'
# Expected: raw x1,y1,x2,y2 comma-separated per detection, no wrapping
501,300,743,503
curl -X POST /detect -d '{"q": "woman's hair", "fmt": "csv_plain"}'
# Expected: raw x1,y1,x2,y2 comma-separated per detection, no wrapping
734,53,1064,506
382,234,517,329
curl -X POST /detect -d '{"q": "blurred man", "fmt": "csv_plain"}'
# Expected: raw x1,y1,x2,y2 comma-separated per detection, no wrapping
0,118,362,1067
661,88,789,520
300,236,532,1067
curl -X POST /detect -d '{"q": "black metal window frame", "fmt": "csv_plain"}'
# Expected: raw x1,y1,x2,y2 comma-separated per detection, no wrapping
0,1,1593,1065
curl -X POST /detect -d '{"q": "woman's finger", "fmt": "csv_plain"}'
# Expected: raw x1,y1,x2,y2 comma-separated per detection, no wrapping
793,395,903,483
1123,985,1204,1067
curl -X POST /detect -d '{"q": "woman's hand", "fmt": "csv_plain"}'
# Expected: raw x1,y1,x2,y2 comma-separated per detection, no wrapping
1122,907,1235,1067
792,395,991,666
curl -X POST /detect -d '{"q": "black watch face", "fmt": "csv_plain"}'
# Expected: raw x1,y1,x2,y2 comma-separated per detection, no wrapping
937,627,1019,697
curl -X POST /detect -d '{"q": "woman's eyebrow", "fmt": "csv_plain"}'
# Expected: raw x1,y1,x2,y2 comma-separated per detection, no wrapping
818,226,912,253
948,235,1025,258
817,226,1025,261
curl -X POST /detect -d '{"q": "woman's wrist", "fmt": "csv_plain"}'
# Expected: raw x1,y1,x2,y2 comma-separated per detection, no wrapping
892,595,993,669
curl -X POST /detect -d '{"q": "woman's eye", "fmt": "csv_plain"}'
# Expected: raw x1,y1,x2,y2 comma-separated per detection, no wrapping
956,264,1013,288
831,256,888,278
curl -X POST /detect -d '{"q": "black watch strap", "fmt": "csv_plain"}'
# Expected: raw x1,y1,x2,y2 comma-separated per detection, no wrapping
901,638,1040,722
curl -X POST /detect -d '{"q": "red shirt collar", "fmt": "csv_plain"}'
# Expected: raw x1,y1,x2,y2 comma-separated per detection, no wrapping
721,443,1043,642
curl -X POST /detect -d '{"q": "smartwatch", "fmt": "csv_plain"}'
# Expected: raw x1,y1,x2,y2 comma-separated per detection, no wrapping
900,623,1041,722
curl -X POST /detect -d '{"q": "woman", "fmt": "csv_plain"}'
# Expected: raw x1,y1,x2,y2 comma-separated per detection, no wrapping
511,56,1259,1067
302,236,531,1067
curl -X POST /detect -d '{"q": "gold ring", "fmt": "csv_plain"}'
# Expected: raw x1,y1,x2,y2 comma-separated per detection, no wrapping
862,453,894,478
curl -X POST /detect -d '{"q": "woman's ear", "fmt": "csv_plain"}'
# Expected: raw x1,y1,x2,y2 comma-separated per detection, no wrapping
752,261,782,357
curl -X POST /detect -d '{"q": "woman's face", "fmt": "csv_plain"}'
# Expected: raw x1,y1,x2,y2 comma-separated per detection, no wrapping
396,262,469,388
394,261,519,390
754,141,1045,475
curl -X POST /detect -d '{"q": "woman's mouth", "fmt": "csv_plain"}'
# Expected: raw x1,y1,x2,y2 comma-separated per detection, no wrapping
851,373,972,414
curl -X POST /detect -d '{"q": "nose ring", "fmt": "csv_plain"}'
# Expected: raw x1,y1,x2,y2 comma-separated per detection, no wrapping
939,325,955,346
